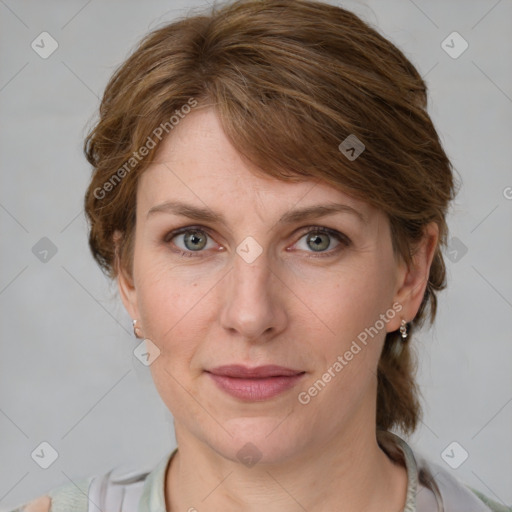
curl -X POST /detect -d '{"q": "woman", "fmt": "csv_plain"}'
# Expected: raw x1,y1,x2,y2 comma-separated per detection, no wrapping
13,0,510,511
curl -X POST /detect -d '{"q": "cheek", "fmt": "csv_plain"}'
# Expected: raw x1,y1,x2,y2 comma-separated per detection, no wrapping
296,267,392,420
134,240,213,323
134,263,214,412
311,260,394,342
129,234,224,420
133,253,210,357
300,256,398,402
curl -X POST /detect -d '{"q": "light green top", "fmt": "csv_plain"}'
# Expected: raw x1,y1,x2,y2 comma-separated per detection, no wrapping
8,432,511,512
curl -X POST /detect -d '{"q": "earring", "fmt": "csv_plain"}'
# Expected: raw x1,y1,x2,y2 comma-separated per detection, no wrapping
132,319,143,339
399,319,408,339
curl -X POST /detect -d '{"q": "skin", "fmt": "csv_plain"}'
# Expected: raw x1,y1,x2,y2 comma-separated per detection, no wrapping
117,107,438,512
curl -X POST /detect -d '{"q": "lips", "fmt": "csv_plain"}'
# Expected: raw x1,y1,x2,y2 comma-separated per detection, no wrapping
205,365,305,401
208,364,304,378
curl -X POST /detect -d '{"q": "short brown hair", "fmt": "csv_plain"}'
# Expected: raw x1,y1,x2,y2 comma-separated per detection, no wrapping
84,0,456,435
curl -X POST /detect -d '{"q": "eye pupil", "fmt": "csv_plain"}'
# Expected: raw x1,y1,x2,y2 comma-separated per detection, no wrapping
307,232,330,252
184,230,207,251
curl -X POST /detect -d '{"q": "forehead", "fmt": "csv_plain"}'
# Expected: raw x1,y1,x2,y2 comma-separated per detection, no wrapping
138,108,376,221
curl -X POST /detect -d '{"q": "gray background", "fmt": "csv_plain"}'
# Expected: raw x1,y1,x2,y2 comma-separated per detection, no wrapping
1,0,511,509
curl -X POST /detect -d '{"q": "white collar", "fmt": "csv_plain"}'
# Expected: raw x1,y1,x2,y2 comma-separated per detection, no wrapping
133,432,493,511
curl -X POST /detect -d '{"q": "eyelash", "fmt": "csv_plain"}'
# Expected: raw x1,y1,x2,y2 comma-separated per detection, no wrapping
164,225,351,259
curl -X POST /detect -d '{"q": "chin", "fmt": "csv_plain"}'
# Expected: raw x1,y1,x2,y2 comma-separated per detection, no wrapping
207,416,307,466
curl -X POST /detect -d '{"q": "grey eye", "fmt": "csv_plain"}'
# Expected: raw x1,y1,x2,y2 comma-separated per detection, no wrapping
183,230,208,251
305,231,332,252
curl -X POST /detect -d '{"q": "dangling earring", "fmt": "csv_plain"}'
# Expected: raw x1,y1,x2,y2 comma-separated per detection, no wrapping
399,319,408,339
132,319,143,339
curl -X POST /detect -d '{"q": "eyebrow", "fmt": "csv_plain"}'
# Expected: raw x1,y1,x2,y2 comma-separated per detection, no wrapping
146,200,367,225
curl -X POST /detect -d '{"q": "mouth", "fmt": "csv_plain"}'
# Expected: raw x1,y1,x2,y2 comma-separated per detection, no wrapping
205,365,306,401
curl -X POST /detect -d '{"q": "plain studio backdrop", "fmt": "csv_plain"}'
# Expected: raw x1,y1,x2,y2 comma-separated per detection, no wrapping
0,0,511,509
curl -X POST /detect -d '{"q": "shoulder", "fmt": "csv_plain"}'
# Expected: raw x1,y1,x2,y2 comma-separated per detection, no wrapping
416,450,511,512
382,431,511,512
428,460,511,511
7,452,172,512
469,487,512,512
8,476,93,512
11,495,51,512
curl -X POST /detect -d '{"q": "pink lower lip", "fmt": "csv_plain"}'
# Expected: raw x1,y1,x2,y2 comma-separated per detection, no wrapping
207,372,305,401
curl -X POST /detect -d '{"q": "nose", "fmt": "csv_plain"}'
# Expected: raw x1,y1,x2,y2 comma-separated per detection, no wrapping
219,250,288,343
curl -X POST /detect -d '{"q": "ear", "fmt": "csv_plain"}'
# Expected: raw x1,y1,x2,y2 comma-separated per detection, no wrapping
387,222,439,332
114,230,139,321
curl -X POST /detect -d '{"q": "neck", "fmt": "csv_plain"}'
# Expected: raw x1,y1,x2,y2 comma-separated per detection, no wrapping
165,421,408,512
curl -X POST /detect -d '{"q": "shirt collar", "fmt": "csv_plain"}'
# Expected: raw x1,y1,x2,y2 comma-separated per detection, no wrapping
137,447,176,512
138,432,426,512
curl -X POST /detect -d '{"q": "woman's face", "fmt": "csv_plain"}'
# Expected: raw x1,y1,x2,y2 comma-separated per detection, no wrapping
119,107,429,464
